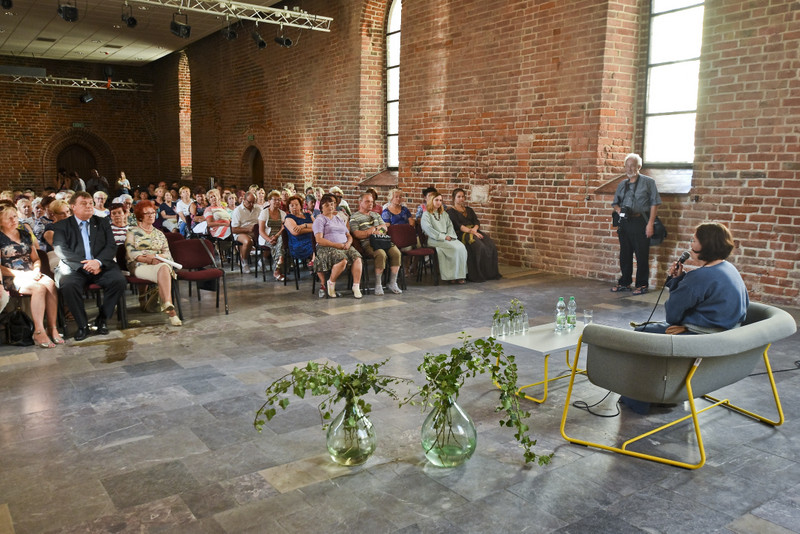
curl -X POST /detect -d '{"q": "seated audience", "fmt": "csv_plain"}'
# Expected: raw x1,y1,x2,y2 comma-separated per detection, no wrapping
254,188,267,210
329,186,351,217
313,193,363,298
93,191,109,217
175,186,195,237
231,192,261,275
0,204,62,348
52,192,126,341
446,188,500,282
382,189,415,226
420,191,468,284
258,191,286,280
284,195,315,265
350,193,402,295
203,189,231,239
365,188,383,214
126,200,181,326
108,203,129,246
159,190,179,232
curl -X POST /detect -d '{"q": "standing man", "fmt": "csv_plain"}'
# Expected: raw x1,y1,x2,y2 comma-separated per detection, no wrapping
86,169,110,195
231,192,261,274
611,153,661,295
53,191,126,341
349,192,403,295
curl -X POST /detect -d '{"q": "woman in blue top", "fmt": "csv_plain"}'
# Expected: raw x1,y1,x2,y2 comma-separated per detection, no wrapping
381,189,415,226
644,222,748,334
284,195,315,262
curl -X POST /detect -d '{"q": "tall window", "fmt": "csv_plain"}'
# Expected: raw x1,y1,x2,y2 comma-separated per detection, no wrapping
386,0,401,169
643,0,704,165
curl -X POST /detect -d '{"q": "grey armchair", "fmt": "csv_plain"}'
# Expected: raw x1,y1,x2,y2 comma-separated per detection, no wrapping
559,302,797,469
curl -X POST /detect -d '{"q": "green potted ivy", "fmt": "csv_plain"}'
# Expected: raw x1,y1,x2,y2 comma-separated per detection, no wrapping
403,335,552,467
254,359,411,466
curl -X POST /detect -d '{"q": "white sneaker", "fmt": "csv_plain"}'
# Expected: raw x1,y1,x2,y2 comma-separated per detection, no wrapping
374,285,384,296
327,281,337,298
318,288,326,299
353,286,362,299
242,264,251,274
387,283,402,294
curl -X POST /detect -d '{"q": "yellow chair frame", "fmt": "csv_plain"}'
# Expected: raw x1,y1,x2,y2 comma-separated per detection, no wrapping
560,336,784,470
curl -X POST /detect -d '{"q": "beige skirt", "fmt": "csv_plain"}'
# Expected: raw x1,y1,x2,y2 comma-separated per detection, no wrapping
130,262,174,283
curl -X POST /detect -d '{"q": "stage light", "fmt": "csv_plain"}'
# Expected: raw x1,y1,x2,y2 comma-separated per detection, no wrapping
222,26,237,40
274,35,293,47
170,12,191,39
121,4,137,28
57,2,78,22
251,30,266,49
79,92,93,103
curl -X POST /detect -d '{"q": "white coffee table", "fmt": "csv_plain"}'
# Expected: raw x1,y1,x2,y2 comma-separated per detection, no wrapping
494,322,586,404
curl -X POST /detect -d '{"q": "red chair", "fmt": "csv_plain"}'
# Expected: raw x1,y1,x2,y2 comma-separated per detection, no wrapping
169,238,229,320
387,224,438,289
115,244,179,319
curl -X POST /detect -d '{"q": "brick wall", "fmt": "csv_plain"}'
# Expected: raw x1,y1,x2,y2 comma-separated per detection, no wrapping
2,0,797,305
0,57,159,191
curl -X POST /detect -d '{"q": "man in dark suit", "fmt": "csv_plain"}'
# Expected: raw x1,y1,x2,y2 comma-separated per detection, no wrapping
53,191,126,341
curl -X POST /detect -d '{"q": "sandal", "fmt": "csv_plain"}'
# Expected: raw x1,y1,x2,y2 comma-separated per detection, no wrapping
34,331,56,349
610,284,631,293
632,286,649,295
49,329,65,345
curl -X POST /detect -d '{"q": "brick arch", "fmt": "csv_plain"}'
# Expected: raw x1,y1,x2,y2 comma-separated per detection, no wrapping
41,129,116,188
240,144,265,188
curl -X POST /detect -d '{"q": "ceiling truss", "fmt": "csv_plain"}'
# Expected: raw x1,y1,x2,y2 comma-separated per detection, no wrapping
0,75,153,92
126,0,333,32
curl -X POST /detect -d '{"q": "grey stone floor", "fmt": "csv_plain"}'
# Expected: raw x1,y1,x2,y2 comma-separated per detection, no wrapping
0,265,798,534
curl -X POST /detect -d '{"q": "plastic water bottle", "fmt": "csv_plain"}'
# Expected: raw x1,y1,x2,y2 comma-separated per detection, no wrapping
566,296,577,330
555,297,566,332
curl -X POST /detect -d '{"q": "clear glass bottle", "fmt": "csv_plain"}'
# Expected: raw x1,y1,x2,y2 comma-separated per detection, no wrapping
555,297,566,332
420,397,477,467
520,311,529,334
566,296,577,330
326,401,377,466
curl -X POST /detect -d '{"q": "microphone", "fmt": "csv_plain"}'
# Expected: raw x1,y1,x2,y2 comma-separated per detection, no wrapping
677,251,690,264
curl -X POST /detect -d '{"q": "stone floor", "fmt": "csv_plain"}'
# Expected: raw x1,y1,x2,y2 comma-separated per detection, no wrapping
0,265,798,534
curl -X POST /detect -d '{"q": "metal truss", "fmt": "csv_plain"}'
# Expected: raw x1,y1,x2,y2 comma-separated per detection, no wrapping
127,0,333,32
0,75,153,92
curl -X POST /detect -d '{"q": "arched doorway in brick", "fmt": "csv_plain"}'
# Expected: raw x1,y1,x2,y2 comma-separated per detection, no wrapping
41,129,116,191
242,145,264,187
56,144,96,186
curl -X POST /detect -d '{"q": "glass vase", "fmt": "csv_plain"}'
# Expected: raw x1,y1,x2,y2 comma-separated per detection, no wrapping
420,397,477,467
326,401,376,466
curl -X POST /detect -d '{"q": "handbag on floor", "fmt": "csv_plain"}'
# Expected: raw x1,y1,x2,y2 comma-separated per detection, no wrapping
4,307,34,346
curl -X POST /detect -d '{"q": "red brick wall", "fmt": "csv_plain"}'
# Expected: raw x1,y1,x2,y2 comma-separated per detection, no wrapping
185,0,387,198
689,1,800,305
0,57,160,191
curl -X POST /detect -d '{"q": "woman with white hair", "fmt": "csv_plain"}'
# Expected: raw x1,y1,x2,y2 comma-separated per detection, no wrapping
93,191,109,217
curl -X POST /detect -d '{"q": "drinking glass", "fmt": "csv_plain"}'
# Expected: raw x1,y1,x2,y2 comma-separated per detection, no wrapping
583,309,593,325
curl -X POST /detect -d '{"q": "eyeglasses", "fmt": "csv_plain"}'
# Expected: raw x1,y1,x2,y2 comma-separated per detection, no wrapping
142,211,157,216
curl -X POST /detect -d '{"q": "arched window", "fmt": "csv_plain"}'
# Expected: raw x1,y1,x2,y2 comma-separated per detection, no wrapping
643,1,704,165
386,0,401,169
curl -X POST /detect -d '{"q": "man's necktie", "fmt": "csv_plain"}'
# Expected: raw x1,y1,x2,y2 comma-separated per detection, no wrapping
80,220,92,261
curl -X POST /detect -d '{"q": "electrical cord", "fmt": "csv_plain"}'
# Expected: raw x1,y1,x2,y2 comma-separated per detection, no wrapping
572,391,620,418
749,360,800,376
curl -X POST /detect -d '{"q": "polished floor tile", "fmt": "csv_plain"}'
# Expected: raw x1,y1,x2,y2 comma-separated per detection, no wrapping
0,265,798,533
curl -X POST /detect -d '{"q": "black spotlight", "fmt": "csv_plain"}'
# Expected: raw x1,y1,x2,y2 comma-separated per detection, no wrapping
251,30,266,49
170,12,191,39
2,0,13,10
79,92,93,103
222,26,237,40
274,35,293,48
57,3,78,22
121,6,137,28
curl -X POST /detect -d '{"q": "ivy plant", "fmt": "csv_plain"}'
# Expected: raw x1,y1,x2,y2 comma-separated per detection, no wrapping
403,334,553,465
254,359,411,432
